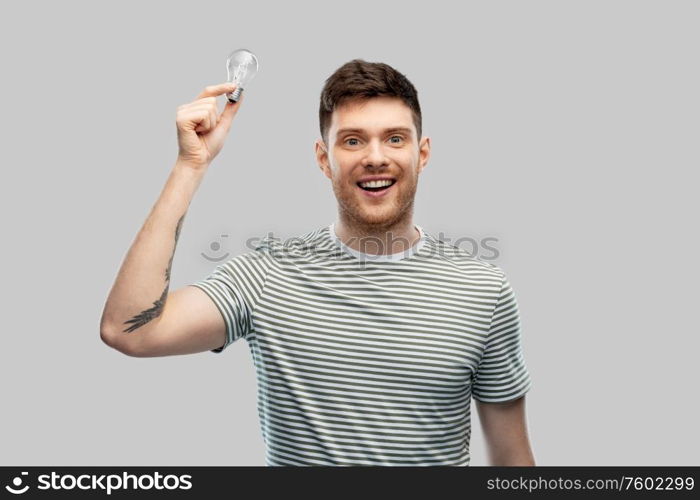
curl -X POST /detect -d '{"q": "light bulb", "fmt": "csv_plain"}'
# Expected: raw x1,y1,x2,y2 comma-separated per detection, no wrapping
226,48,259,102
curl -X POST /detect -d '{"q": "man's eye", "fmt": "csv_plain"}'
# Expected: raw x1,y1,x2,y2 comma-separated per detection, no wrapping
345,136,403,146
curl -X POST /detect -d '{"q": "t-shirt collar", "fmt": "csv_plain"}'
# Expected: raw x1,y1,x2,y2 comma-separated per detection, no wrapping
327,222,426,262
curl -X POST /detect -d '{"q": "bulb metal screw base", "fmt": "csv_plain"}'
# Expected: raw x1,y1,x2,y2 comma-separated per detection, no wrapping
227,86,244,103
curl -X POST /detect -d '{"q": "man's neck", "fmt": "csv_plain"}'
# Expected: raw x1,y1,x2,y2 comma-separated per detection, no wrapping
334,216,421,255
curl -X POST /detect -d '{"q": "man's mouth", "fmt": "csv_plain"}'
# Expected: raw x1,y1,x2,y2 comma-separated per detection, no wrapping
356,179,396,193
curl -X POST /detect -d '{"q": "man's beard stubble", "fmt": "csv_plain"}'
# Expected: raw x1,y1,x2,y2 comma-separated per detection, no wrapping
332,175,419,234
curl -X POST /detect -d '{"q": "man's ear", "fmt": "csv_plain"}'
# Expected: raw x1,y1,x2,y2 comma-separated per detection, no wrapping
417,136,431,174
315,139,332,180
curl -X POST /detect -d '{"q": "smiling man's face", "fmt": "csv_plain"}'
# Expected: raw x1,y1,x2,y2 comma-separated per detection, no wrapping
316,96,430,231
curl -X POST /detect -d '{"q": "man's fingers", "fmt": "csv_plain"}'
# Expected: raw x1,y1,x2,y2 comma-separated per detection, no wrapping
182,109,210,132
196,82,237,100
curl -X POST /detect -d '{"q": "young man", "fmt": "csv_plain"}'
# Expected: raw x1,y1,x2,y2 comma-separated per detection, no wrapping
100,59,535,466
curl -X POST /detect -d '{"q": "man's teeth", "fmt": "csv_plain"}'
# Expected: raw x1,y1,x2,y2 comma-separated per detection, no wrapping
359,179,394,188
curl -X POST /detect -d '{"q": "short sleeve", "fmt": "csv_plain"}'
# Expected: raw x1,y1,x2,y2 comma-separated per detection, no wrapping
472,272,532,403
190,250,270,354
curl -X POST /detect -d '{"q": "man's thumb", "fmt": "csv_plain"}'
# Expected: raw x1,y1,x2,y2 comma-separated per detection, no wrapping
218,96,242,132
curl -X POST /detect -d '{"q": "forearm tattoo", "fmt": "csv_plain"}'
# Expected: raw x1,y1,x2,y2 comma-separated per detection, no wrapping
122,214,185,333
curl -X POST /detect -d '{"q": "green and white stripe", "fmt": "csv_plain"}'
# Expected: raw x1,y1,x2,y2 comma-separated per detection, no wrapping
191,223,532,466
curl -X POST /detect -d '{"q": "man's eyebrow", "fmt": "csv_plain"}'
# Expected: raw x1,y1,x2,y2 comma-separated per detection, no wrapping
336,127,413,136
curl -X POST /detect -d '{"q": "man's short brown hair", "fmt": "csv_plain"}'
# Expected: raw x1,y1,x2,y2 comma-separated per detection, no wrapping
319,59,422,145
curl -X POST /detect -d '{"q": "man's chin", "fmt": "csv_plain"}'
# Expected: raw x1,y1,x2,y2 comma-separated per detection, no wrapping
350,209,402,228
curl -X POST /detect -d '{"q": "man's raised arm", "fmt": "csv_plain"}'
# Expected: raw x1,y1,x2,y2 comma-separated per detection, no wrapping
99,82,243,357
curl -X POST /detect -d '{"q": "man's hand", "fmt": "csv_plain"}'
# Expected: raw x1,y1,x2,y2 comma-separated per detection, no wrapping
176,82,244,170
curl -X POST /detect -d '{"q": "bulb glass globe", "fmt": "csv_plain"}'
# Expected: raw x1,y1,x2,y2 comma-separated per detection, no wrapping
226,48,259,102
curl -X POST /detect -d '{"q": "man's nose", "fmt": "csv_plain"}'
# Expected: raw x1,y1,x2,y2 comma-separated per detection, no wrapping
361,139,389,168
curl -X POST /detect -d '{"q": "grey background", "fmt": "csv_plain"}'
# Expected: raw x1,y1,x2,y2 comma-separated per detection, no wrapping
0,0,697,466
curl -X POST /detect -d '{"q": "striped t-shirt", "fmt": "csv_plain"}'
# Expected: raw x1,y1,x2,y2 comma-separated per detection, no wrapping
190,223,532,466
